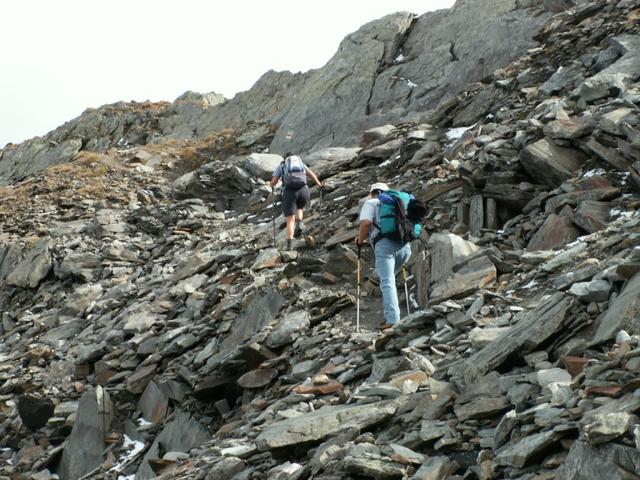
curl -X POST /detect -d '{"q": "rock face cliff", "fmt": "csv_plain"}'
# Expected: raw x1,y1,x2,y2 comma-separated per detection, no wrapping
1,1,640,479
0,0,551,185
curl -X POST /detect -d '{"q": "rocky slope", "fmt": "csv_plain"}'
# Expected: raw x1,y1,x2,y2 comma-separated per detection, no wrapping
0,0,553,186
1,0,640,479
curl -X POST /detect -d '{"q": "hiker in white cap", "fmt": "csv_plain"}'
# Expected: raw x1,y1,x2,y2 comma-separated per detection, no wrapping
355,182,412,329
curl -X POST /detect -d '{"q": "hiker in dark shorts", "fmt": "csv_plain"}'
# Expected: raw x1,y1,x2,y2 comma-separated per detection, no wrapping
270,152,322,250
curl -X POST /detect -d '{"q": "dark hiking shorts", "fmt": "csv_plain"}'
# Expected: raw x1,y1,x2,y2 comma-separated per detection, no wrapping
282,185,310,216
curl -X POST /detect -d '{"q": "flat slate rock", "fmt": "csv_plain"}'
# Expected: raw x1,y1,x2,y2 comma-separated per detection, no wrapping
557,440,640,480
461,293,572,382
591,272,640,344
520,138,584,187
255,401,397,450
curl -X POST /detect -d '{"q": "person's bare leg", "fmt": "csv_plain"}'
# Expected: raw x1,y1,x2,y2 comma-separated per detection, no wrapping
286,215,296,240
296,209,304,222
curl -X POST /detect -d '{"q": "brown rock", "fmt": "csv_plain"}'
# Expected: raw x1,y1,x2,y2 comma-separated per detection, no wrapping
293,380,343,395
574,200,610,233
527,214,579,251
561,356,590,377
237,368,278,389
126,364,157,394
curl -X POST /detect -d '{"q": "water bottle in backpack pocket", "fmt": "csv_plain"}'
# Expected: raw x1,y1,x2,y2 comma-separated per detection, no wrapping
282,156,307,189
374,190,427,244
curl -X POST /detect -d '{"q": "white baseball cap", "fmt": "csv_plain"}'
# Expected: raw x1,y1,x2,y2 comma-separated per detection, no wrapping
370,182,389,192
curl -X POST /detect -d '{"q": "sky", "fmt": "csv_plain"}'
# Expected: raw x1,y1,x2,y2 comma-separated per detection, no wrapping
0,0,456,149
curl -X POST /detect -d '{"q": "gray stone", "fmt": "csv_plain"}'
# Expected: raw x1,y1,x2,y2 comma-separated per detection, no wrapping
536,368,572,388
220,288,285,353
520,138,585,187
569,279,611,303
270,2,549,153
428,233,480,285
553,263,601,290
419,420,454,442
576,73,630,102
244,153,282,181
574,200,611,233
123,311,163,334
205,457,246,480
324,245,358,276
361,125,396,147
0,138,82,186
494,409,517,449
136,411,210,479
527,214,580,251
543,115,594,139
251,248,282,270
581,394,640,426
454,395,510,422
361,138,403,159
495,428,563,468
56,252,101,281
557,440,640,479
542,242,588,273
575,35,640,102
410,456,453,480
5,239,53,289
304,147,361,166
236,125,272,148
58,387,112,480
600,107,635,136
462,293,572,382
469,327,512,349
265,310,311,349
430,255,496,304
266,462,304,480
583,412,637,445
256,401,396,450
343,447,405,479
592,272,640,344
137,381,169,424
540,63,585,96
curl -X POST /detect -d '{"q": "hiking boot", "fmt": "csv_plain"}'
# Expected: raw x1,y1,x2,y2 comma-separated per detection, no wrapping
294,221,305,238
286,239,293,250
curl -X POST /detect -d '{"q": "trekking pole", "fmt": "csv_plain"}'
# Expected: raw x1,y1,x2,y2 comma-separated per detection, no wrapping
271,186,277,248
320,185,324,213
356,243,361,334
403,266,410,315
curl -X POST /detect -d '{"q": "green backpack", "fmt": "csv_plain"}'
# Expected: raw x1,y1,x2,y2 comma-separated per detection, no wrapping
374,190,427,244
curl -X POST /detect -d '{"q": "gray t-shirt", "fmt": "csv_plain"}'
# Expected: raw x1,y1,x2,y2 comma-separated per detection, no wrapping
359,197,381,241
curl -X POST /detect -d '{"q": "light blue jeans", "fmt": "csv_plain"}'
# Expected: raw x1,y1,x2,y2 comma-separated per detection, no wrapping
374,238,411,325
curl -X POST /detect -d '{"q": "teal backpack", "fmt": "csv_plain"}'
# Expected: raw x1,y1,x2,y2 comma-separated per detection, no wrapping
374,190,427,244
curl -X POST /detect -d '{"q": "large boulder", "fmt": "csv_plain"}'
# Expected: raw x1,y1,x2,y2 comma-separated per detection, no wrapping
270,1,550,153
58,387,113,480
520,138,585,187
243,153,282,181
591,272,640,345
5,239,54,289
428,233,480,285
527,214,580,251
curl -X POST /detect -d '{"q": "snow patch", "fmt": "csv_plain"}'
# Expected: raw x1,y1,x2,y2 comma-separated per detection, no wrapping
110,435,146,474
582,168,606,178
445,124,475,142
610,208,634,219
